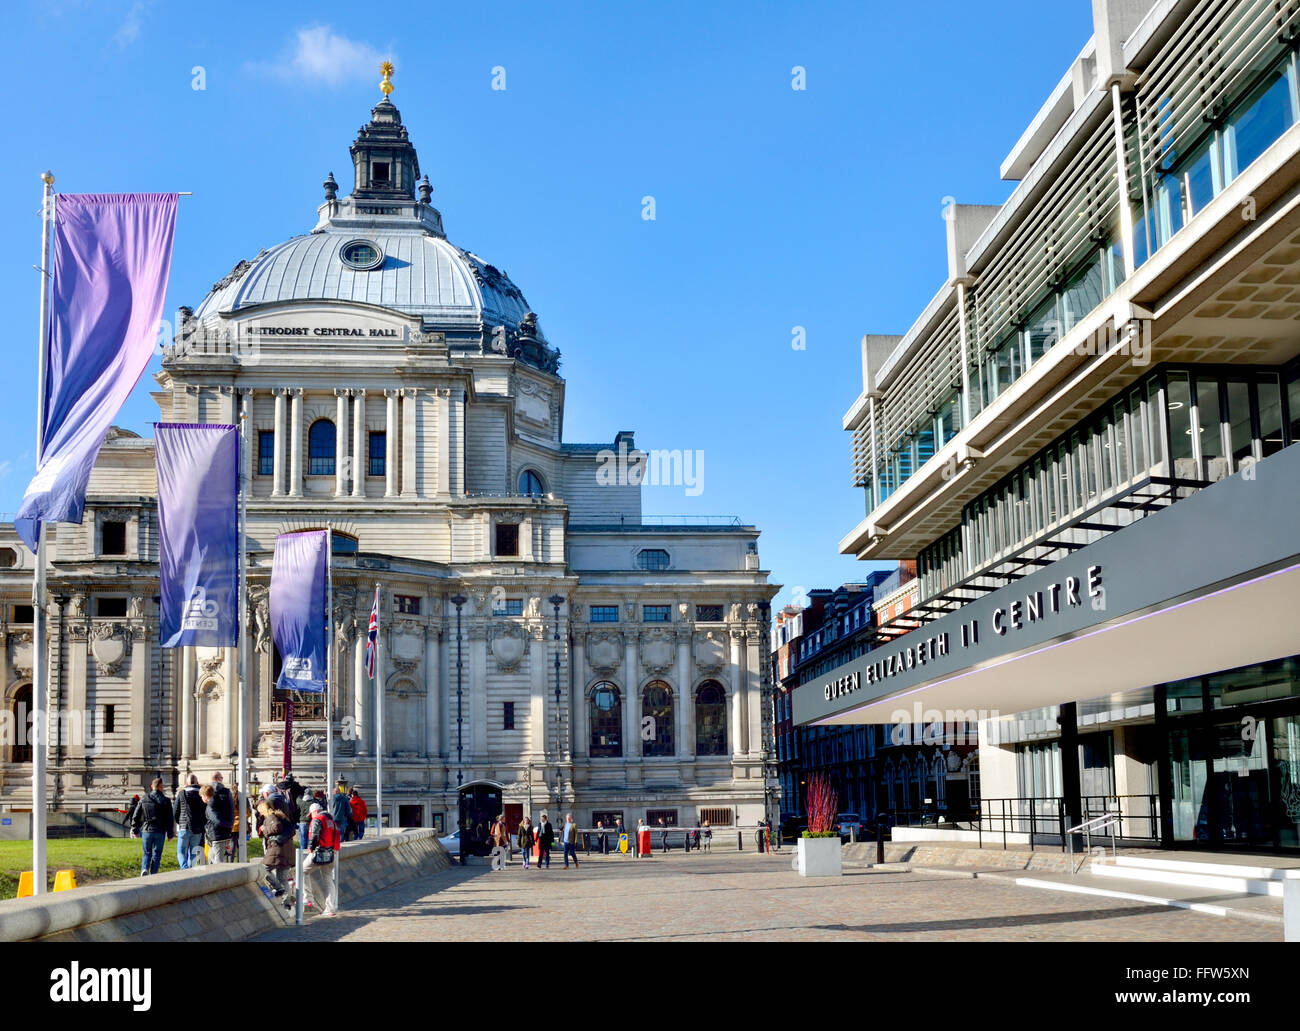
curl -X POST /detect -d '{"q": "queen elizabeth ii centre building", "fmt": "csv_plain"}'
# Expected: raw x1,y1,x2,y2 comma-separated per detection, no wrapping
0,79,779,847
794,0,1300,854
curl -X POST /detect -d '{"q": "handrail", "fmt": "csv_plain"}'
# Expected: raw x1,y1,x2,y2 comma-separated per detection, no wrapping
1067,811,1120,873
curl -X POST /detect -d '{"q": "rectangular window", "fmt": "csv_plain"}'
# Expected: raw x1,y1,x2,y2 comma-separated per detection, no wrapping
258,431,274,476
394,594,421,615
494,598,523,617
12,605,33,623
372,161,390,184
1257,373,1285,458
1025,293,1061,361
368,431,386,477
1129,388,1148,475
1225,379,1254,471
695,604,723,622
503,701,515,730
590,605,619,623
101,520,127,556
1166,371,1195,476
494,523,519,557
103,705,116,735
1098,413,1115,493
699,807,732,827
1196,377,1224,477
646,808,678,827
643,605,670,622
97,597,127,618
1112,401,1130,483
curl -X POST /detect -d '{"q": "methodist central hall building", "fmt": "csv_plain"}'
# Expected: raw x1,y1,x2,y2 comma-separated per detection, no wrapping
0,83,778,844
798,0,1300,854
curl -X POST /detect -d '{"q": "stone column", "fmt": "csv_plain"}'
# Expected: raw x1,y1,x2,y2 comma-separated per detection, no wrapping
67,621,88,761
335,389,349,497
271,389,286,497
353,631,368,755
223,646,237,757
129,621,149,761
572,631,587,758
529,625,546,758
385,390,399,498
402,388,418,497
746,628,762,757
470,623,488,762
623,631,638,762
730,630,746,757
436,388,451,496
180,646,195,759
424,622,441,759
351,390,366,498
676,629,692,759
288,388,304,498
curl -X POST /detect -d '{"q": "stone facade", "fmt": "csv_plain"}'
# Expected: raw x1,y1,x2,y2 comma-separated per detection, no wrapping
0,86,778,836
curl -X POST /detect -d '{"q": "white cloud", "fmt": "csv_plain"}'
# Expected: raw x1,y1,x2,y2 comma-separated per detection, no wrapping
251,26,393,87
115,1,149,48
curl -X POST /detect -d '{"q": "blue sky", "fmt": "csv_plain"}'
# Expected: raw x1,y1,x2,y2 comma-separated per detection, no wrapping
0,1,1094,607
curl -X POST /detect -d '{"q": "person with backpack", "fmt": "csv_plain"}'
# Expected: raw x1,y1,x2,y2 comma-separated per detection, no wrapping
257,784,296,897
348,787,369,840
517,816,534,870
174,774,207,868
304,801,341,917
204,777,234,864
123,794,142,838
132,777,174,876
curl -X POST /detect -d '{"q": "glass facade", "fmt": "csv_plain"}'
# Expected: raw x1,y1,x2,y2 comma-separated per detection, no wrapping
918,361,1300,601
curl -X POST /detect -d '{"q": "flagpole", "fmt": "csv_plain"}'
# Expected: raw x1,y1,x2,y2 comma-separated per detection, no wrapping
374,582,383,837
236,396,250,863
31,171,54,895
325,525,333,797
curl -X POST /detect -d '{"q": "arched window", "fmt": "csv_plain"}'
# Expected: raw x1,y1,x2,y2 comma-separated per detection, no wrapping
898,760,911,811
695,681,727,756
518,469,546,497
589,682,622,757
308,419,336,476
932,756,947,806
641,681,674,757
331,532,358,554
637,549,670,571
9,684,31,763
883,762,895,812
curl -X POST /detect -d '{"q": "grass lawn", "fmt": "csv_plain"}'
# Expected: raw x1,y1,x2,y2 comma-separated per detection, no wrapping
0,836,264,899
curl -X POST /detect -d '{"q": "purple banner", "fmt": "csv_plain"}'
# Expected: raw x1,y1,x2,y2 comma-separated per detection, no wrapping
157,423,238,648
16,193,179,551
271,530,328,693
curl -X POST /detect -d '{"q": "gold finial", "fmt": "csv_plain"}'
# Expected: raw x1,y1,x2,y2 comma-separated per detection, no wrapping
41,170,54,185
380,61,394,98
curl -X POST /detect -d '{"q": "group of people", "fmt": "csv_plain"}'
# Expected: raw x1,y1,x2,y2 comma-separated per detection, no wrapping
123,772,373,919
488,812,584,870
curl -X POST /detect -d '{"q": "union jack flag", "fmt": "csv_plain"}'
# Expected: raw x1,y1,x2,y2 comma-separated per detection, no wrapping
365,586,380,680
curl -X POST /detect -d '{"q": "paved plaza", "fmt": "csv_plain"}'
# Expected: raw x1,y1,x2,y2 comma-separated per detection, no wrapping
255,850,1280,942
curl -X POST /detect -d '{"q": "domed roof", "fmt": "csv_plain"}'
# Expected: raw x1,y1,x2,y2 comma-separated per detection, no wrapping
193,227,532,331
192,87,537,339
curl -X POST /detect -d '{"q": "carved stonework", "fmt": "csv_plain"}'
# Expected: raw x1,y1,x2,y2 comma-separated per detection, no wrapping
693,631,727,674
678,603,689,622
249,585,270,653
390,621,424,672
68,594,87,620
9,631,33,679
586,631,623,674
747,602,758,621
728,603,742,623
128,596,145,618
291,730,323,754
640,629,675,675
515,378,552,425
490,622,528,672
91,623,128,676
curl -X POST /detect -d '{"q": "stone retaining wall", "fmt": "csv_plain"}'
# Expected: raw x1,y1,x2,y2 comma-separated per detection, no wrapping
841,841,1082,874
0,829,453,943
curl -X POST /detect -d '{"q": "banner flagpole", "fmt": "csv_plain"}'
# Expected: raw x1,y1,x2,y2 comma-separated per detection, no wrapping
375,582,383,837
325,524,334,798
31,171,54,895
237,395,250,863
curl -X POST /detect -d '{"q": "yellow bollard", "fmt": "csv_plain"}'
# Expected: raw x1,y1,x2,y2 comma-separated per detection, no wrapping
16,871,34,898
53,869,77,892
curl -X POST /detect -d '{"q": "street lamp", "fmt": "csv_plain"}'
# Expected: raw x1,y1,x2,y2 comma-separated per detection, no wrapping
548,594,565,813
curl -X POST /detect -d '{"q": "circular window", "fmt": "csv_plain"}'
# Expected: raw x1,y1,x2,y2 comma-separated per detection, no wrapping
593,686,618,712
340,239,384,271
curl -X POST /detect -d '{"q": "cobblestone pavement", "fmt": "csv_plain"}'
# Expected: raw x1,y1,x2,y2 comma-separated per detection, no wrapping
254,850,1281,942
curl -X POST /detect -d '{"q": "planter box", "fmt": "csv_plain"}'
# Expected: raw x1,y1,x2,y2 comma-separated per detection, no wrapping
797,835,842,877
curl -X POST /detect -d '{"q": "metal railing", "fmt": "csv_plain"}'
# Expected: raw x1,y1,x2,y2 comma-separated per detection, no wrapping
977,797,1067,851
1080,793,1161,844
1066,812,1121,873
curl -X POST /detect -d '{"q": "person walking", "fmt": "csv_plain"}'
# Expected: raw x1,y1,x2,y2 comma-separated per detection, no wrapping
517,816,534,870
348,788,369,840
592,819,604,856
296,787,319,850
257,785,296,897
202,783,233,864
123,794,142,837
614,816,627,856
702,820,712,852
207,773,235,863
658,817,669,853
330,778,351,837
562,813,581,869
132,777,174,876
635,817,647,858
304,801,341,917
489,814,510,871
174,774,206,868
537,812,554,869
